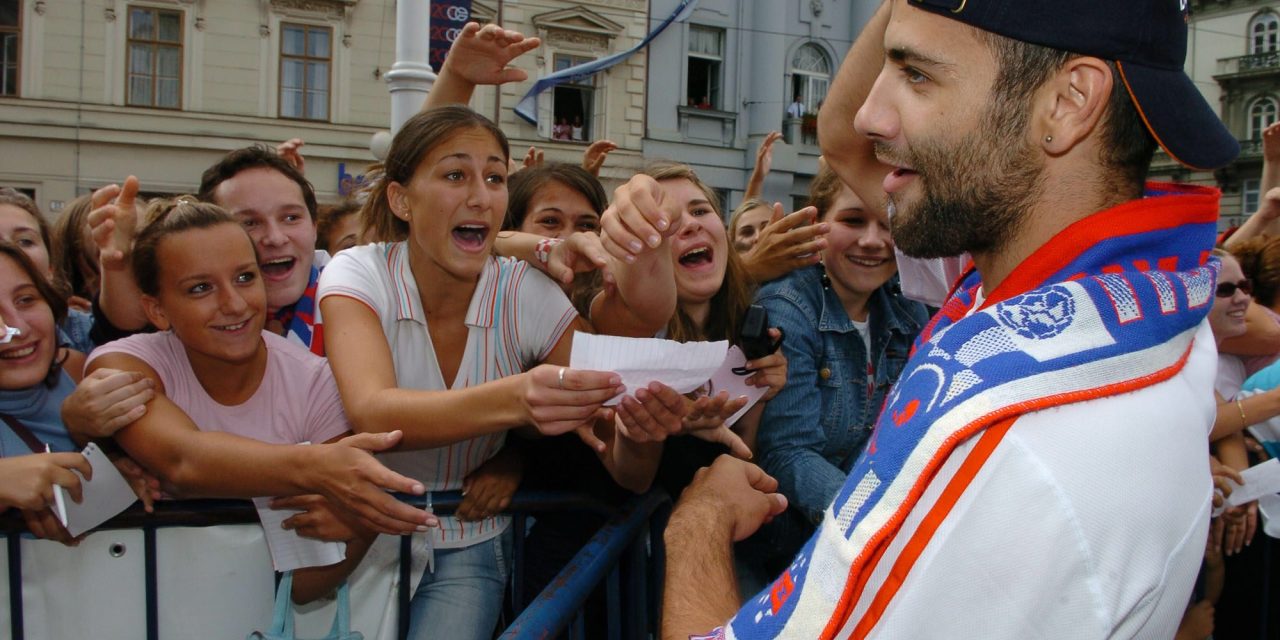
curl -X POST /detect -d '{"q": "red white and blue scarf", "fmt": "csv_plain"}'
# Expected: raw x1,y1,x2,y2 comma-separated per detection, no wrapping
716,183,1221,639
274,263,325,356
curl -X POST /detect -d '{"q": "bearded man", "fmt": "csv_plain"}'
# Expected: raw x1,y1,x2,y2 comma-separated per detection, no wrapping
660,0,1237,637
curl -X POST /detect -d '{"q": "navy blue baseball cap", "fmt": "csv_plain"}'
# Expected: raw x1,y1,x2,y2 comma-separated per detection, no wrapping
909,0,1239,171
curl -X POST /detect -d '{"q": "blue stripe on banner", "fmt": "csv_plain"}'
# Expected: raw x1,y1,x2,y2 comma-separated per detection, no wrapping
514,0,699,124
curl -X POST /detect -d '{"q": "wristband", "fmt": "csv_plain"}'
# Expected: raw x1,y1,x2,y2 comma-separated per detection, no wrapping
534,237,563,269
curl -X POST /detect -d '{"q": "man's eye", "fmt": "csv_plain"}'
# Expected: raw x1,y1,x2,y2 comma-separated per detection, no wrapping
901,66,928,84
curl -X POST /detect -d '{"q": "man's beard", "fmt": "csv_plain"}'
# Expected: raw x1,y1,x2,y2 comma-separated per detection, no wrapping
880,106,1046,259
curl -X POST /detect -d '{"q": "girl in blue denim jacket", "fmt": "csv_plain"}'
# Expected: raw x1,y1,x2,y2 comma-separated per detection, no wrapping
747,166,930,579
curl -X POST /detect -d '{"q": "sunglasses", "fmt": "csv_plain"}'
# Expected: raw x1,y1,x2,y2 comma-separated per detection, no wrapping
1216,279,1252,298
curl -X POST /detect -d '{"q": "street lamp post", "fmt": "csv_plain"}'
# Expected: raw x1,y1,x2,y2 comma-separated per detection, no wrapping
385,0,436,135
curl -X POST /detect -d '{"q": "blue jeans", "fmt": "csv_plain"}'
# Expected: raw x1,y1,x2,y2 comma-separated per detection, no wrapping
406,528,513,640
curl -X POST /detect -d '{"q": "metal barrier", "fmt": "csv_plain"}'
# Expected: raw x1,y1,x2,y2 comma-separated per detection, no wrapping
0,490,663,640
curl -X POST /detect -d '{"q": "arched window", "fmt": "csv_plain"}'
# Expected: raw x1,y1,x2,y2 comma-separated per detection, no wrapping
789,44,831,116
1251,12,1279,54
1249,96,1278,140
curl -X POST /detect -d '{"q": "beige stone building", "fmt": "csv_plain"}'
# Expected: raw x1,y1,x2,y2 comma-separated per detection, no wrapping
0,0,649,217
1150,0,1279,228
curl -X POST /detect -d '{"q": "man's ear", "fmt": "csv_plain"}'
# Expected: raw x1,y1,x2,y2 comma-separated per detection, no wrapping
141,294,170,331
1036,56,1112,156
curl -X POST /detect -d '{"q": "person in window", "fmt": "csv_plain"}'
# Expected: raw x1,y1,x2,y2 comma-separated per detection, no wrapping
786,94,806,119
552,117,571,141
571,115,585,141
697,95,713,110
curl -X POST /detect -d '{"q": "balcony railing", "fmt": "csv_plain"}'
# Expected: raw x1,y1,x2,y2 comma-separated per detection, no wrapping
1216,51,1280,77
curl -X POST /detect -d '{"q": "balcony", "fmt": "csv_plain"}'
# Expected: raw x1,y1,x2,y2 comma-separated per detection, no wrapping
677,105,737,147
1215,51,1280,80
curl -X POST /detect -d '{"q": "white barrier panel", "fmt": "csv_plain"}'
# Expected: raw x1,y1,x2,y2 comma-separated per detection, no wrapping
1,524,422,640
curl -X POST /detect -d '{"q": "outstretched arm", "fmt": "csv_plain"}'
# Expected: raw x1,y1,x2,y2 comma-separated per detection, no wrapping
745,131,783,200
89,352,434,535
662,456,788,639
817,0,894,213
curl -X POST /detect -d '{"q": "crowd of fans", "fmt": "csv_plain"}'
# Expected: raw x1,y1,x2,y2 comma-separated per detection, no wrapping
1,16,1279,640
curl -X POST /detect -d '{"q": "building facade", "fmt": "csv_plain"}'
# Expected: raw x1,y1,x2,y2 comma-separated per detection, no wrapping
642,0,878,214
0,0,650,216
1151,0,1280,229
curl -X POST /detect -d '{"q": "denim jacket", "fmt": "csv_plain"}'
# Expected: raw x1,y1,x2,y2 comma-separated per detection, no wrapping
755,265,929,527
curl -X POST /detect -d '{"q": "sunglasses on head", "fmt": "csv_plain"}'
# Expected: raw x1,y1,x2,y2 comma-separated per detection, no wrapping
1216,279,1252,298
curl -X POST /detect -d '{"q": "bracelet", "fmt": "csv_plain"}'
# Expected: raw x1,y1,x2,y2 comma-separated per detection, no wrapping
534,237,562,269
1237,397,1248,427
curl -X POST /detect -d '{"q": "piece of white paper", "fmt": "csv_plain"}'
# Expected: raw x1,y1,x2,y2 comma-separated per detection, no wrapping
1225,458,1280,507
52,442,139,537
701,346,769,426
570,333,728,406
252,497,347,572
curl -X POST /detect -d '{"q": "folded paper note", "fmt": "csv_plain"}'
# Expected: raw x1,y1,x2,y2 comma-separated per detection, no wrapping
52,442,138,537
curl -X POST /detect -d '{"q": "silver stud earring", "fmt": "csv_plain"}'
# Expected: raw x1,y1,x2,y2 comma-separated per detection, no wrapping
1045,135,1054,143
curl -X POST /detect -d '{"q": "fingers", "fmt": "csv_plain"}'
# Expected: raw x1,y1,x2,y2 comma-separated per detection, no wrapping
772,206,821,233
693,425,752,460
91,183,122,211
574,423,607,453
769,202,784,225
269,495,317,511
340,430,407,456
49,464,85,504
51,451,92,478
740,458,780,494
116,175,140,211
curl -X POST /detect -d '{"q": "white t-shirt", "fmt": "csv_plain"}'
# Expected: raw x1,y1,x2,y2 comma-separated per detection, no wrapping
317,242,577,547
1216,352,1246,401
88,330,349,445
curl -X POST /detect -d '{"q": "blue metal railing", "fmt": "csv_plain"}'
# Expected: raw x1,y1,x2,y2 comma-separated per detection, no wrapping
0,489,666,640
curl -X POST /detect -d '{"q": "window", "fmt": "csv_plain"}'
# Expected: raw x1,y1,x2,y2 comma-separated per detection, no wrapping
550,54,594,142
687,26,723,110
127,6,182,109
1249,96,1278,140
0,0,18,97
1251,12,1279,55
789,44,831,117
279,23,331,121
1243,179,1261,215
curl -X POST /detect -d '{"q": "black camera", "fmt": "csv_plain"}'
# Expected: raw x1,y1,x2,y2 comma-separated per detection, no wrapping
735,304,783,373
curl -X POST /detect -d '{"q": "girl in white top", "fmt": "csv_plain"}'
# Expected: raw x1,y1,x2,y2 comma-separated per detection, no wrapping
319,105,683,640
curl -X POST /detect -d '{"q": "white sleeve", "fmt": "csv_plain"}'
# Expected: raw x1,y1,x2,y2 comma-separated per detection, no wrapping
317,245,390,316
894,250,969,308
511,263,578,363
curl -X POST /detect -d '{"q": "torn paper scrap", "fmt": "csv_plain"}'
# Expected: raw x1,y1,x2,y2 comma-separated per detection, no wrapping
703,346,769,426
570,333,728,405
1225,458,1280,507
53,442,138,537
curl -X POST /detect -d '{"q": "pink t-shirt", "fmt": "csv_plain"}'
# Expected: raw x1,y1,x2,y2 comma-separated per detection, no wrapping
88,330,350,445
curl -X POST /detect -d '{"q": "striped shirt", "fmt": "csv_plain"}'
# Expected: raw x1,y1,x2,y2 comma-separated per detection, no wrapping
318,242,576,547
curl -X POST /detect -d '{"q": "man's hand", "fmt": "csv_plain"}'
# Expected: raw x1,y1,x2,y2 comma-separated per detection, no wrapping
674,455,787,543
440,22,541,88
743,204,829,283
276,138,306,174
62,368,155,441
582,140,618,176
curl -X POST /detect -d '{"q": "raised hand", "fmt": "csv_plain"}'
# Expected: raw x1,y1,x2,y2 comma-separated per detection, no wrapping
441,22,541,87
545,231,611,284
88,176,142,272
276,138,306,174
599,174,680,264
743,204,829,283
582,140,618,176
